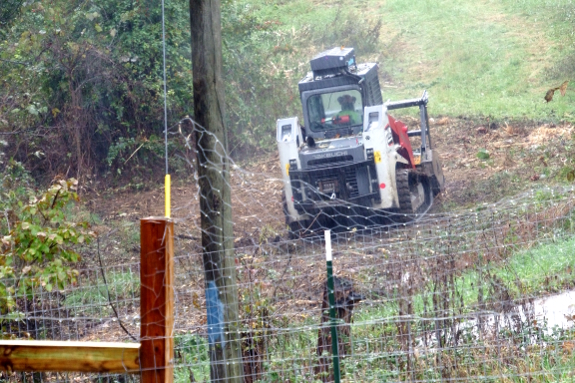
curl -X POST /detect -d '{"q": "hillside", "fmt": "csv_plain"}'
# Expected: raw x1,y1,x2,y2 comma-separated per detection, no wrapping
249,0,575,121
74,0,575,230
2,0,574,180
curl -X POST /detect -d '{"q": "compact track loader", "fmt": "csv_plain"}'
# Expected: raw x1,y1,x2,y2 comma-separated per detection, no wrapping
277,47,444,234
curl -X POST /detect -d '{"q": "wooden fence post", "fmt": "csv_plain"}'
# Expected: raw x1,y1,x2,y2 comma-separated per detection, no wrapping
140,217,174,383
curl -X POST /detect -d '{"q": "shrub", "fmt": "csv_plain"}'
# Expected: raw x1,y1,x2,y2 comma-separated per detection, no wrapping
0,177,94,314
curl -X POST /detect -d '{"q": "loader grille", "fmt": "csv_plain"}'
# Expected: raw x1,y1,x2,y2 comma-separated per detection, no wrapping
344,166,359,198
289,159,379,213
307,155,354,168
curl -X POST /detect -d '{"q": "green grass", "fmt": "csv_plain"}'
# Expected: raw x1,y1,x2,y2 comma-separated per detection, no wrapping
343,233,575,380
245,0,575,122
461,234,575,304
353,232,575,323
372,0,575,120
65,271,140,317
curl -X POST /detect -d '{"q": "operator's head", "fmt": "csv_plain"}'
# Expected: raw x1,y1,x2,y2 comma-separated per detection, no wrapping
338,94,356,111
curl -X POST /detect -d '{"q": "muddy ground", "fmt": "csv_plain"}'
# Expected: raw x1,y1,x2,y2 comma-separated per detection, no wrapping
85,117,575,237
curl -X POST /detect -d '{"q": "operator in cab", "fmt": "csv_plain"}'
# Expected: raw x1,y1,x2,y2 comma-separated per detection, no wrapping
333,94,362,125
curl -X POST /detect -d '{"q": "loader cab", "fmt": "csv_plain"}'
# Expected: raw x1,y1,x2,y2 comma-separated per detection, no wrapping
298,47,383,141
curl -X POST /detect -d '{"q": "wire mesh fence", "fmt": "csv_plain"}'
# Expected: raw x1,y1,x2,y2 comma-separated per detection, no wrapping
171,188,575,382
2,122,575,382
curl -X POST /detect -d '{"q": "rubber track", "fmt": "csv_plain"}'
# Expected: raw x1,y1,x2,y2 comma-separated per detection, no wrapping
396,169,414,214
396,169,433,215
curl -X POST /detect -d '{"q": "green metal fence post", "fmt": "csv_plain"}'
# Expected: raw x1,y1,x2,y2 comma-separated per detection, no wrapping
325,229,341,383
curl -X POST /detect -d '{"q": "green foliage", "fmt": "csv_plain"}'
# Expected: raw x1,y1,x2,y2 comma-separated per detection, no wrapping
0,160,34,237
3,0,574,179
476,148,490,160
105,135,167,176
310,8,382,55
0,0,386,174
0,0,23,30
0,0,193,178
174,334,210,382
220,1,301,155
64,271,139,317
0,177,94,313
1,0,300,174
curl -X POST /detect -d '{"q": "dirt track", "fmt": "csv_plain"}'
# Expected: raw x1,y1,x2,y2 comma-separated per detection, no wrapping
86,117,574,236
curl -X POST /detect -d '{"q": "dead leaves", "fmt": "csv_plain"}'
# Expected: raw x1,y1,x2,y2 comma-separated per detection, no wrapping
504,122,515,136
544,80,569,103
560,80,569,96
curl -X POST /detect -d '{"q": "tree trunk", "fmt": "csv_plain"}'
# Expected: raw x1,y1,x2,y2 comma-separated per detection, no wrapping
189,1,243,382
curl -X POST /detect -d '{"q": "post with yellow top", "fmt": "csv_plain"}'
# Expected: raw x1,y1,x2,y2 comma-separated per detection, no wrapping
140,217,174,383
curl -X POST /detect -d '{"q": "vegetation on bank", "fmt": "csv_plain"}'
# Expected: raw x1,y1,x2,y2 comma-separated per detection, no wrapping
2,0,575,184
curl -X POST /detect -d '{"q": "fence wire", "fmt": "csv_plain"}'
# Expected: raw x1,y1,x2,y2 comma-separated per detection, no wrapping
170,189,575,383
2,122,575,383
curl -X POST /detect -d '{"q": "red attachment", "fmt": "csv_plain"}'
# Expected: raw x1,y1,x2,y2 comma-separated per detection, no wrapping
387,115,415,168
379,183,386,189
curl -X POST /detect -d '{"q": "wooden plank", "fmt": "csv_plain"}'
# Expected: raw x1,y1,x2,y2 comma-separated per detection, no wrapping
140,217,174,383
0,340,140,373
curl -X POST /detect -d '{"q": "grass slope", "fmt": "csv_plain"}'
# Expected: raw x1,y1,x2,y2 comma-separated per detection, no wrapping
249,0,575,121
378,0,574,120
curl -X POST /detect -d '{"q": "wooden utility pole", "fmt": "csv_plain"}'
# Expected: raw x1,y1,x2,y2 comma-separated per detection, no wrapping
189,1,243,382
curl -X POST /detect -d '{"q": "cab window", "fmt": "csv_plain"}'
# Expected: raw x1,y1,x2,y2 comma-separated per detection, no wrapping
307,89,363,132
